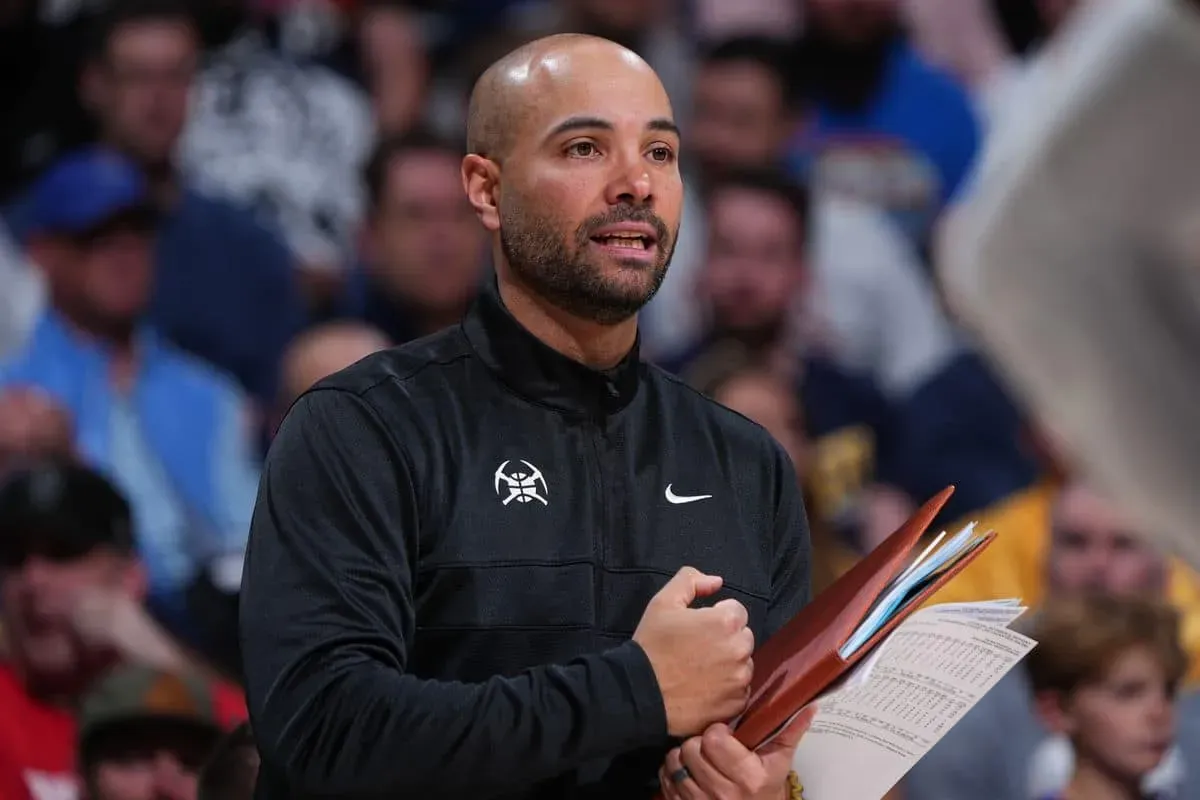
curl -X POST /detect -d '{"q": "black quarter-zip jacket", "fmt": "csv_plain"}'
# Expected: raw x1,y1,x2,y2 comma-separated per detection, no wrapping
240,279,812,799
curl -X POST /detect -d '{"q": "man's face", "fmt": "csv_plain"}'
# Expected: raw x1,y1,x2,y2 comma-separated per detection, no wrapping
1055,647,1176,782
1048,485,1165,596
73,221,156,330
368,151,486,314
96,20,197,165
495,47,683,324
0,549,131,683
88,721,218,800
691,61,788,178
701,187,805,341
805,0,899,45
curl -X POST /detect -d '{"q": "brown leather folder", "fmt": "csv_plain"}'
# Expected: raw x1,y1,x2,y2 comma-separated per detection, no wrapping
731,485,995,750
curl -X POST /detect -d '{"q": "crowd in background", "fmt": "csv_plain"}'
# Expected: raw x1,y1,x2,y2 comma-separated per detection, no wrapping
0,0,1196,798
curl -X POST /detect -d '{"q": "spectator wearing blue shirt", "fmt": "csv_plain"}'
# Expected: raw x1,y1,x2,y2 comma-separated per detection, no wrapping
786,0,981,249
78,0,305,411
0,149,261,643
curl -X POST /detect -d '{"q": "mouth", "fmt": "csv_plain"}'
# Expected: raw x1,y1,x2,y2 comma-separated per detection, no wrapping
588,225,660,261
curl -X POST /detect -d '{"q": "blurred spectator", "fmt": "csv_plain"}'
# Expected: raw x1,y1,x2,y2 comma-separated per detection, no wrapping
649,35,962,400
277,321,391,423
0,150,260,638
0,462,243,800
196,722,259,800
357,0,431,136
179,0,374,289
787,0,981,249
907,479,1200,800
457,0,693,126
74,0,305,410
336,130,486,342
0,388,75,480
0,216,46,360
0,0,97,203
1024,594,1185,800
692,0,801,41
78,664,244,800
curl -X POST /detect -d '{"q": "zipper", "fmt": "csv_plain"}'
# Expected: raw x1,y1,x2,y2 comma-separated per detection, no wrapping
585,417,607,632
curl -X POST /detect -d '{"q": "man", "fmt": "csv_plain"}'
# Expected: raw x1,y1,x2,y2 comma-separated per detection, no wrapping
645,35,963,407
77,0,304,409
338,130,488,344
77,664,244,800
241,34,812,799
0,461,244,800
788,0,981,249
0,148,260,642
905,480,1200,800
196,723,258,800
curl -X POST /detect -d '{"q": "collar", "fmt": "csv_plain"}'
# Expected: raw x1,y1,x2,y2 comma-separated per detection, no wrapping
34,310,162,367
462,279,641,417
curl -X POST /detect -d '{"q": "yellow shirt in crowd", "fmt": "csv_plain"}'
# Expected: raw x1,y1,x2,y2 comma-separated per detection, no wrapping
928,482,1200,686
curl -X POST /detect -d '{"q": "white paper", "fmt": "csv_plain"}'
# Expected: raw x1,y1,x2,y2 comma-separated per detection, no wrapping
791,604,1036,800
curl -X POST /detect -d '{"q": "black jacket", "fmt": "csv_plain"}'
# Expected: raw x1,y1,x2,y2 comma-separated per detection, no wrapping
240,280,811,799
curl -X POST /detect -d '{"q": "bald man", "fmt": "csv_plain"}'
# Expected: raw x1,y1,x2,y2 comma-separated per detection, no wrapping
240,35,812,799
277,322,392,409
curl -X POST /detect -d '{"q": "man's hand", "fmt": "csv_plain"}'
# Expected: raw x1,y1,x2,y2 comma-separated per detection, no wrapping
633,567,755,737
69,586,187,673
658,708,815,800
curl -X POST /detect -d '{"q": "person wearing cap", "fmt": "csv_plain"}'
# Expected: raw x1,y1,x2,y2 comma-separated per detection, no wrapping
0,147,261,643
77,0,304,410
0,461,244,800
77,664,246,800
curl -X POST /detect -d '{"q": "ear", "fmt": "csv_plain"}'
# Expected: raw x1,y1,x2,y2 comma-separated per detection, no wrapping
461,154,501,232
1033,689,1075,736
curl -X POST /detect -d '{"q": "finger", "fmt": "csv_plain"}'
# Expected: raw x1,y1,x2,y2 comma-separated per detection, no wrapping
697,723,769,792
710,597,749,630
681,733,741,799
658,765,684,800
657,567,724,608
762,705,817,754
664,746,706,800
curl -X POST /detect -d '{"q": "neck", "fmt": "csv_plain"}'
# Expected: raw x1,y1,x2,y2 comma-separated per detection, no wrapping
54,308,140,390
104,137,180,208
1064,756,1145,800
497,273,637,370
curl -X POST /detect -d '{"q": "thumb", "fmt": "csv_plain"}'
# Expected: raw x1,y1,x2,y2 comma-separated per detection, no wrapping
760,706,816,759
657,566,723,608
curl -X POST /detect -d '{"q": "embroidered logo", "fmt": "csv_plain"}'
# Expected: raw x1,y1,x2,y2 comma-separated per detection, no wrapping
494,460,549,506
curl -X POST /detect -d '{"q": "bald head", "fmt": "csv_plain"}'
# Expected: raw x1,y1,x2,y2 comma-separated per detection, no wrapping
466,34,662,161
280,323,392,407
460,32,683,329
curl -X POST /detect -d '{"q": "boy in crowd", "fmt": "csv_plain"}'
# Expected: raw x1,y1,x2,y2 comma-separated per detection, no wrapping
1026,594,1186,800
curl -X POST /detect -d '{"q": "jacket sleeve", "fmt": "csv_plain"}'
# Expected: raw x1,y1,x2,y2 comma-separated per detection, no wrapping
765,440,812,638
239,387,668,798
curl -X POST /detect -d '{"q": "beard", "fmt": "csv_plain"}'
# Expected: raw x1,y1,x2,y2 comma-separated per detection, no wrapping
797,14,906,113
499,200,676,326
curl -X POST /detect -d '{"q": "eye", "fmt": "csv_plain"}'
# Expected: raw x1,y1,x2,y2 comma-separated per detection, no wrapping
566,141,600,158
648,145,675,163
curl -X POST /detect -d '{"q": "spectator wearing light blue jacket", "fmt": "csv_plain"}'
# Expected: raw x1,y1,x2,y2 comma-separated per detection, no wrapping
0,149,259,640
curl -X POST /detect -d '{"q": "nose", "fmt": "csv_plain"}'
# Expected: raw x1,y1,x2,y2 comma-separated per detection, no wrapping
604,148,653,207
151,751,195,800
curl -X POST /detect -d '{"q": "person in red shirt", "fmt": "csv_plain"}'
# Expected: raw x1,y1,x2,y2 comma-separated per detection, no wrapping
0,461,245,800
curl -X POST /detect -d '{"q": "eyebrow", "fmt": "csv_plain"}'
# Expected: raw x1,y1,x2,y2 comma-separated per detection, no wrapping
545,115,681,141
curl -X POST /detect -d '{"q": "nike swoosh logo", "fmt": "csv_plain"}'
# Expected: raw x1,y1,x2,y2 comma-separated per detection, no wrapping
665,484,713,504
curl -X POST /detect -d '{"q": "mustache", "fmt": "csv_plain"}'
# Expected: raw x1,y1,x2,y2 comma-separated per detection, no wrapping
578,207,671,244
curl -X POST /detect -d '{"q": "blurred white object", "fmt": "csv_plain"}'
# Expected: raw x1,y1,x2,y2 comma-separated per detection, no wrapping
0,222,44,361
940,0,1200,568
